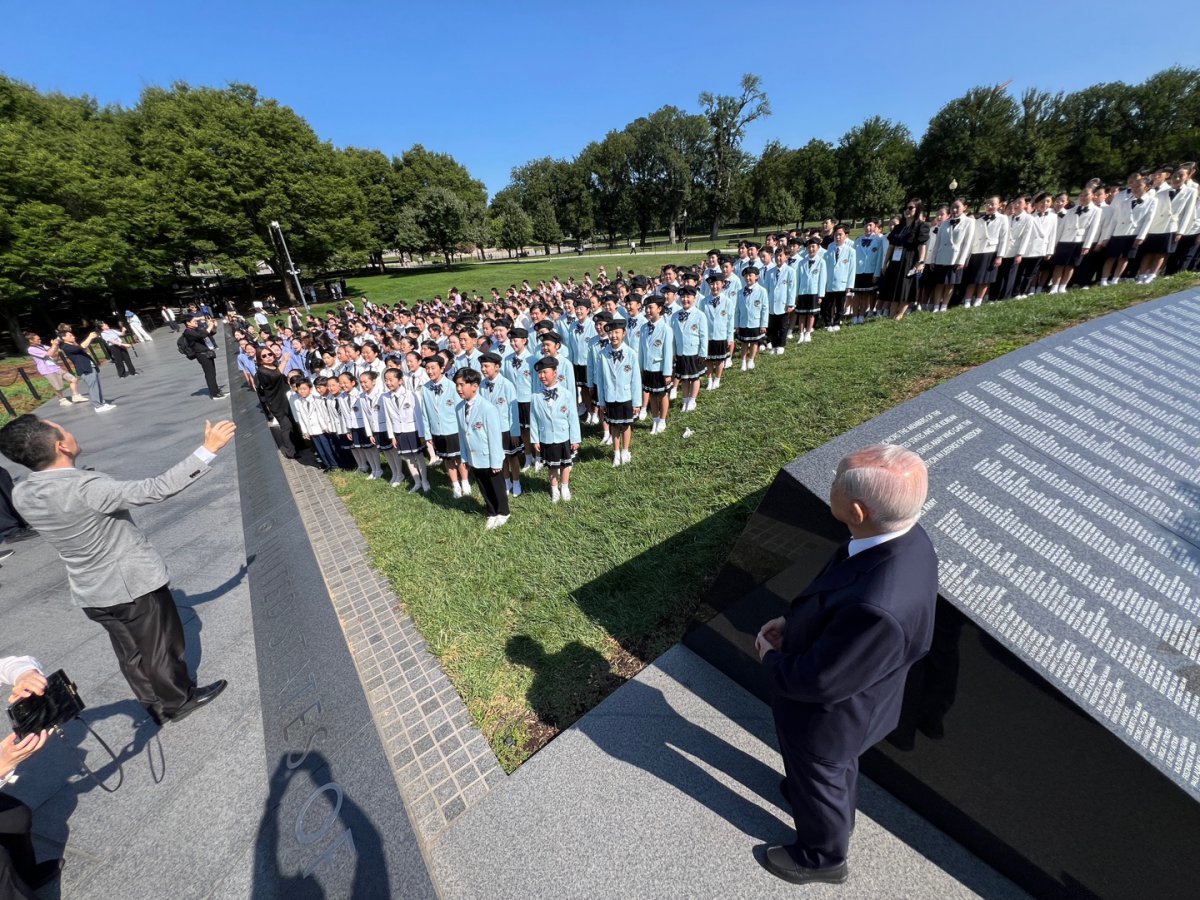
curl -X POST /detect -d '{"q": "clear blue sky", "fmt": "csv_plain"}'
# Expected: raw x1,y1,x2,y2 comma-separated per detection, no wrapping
4,1,1196,198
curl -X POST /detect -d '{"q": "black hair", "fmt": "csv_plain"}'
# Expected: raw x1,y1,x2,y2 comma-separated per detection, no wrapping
0,414,61,471
453,367,482,385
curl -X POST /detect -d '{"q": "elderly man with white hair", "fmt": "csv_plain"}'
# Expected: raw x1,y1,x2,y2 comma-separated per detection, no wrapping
754,444,938,885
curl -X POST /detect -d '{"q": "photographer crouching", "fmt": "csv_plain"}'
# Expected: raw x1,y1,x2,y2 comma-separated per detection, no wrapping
1,656,61,899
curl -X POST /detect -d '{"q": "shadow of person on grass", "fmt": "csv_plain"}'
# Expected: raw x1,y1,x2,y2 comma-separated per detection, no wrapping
507,635,791,845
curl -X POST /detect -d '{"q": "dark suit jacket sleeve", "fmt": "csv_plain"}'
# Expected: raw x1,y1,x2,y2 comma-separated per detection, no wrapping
763,603,907,704
78,453,213,514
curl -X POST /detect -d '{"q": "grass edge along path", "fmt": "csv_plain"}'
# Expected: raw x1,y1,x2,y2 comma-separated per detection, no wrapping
329,274,1200,771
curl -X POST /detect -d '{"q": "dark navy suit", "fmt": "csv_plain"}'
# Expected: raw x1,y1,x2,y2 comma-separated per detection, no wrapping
763,525,938,868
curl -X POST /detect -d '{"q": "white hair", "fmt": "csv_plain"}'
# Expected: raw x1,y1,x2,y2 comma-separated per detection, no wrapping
833,444,928,531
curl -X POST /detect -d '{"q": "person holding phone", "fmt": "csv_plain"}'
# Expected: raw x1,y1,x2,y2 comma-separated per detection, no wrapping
2,655,64,898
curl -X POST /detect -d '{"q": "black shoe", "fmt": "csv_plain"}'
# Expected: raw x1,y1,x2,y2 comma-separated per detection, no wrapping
27,858,65,889
168,680,227,724
762,846,848,885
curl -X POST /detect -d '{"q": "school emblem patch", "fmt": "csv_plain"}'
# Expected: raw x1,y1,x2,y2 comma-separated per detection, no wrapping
560,405,568,414
654,339,662,347
473,422,484,430
623,365,632,373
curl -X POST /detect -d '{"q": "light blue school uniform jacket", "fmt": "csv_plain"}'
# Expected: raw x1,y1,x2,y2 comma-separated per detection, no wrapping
454,348,483,373
481,376,521,436
855,234,886,278
670,306,709,356
702,287,738,342
735,283,770,329
824,242,858,292
529,378,582,446
501,348,534,402
565,317,597,366
421,377,460,436
456,397,504,469
765,264,797,315
532,357,576,398
796,254,828,297
594,343,642,405
637,318,674,376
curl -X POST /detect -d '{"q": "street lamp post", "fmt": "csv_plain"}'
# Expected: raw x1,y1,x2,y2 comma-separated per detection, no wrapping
682,209,689,252
270,220,308,312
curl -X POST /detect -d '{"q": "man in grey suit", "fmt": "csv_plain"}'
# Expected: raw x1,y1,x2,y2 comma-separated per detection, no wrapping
0,415,237,726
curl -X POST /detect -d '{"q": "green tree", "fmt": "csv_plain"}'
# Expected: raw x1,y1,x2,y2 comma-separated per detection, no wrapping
490,198,534,258
343,147,403,272
835,116,914,220
793,139,838,226
529,198,562,255
913,85,1019,204
393,144,487,208
698,74,771,239
416,186,471,269
1004,89,1065,195
743,141,802,233
579,131,635,248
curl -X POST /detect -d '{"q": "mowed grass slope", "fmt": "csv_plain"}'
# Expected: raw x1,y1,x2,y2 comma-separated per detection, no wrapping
329,273,1200,770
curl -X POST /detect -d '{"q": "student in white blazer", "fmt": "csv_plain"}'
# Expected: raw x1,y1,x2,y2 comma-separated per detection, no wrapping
928,199,974,312
997,197,1032,300
1047,188,1102,293
962,196,1009,307
1100,174,1156,285
1167,162,1198,274
1021,192,1058,296
1138,167,1190,283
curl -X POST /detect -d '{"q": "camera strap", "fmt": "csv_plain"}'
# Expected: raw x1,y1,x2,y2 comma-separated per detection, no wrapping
56,715,123,794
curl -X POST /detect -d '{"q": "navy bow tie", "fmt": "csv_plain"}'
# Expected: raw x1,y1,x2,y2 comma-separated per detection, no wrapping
949,217,961,226
430,383,442,395
743,287,752,294
611,350,624,363
1013,214,1022,220
1037,211,1046,216
543,388,558,401
575,324,584,334
677,311,690,322
1169,189,1179,199
982,214,995,221
485,381,494,392
1132,198,1144,206
861,238,871,246
1075,206,1087,215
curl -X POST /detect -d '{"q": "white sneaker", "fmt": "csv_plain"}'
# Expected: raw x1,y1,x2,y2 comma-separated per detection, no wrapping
95,403,116,412
831,325,840,332
669,386,678,400
390,479,403,488
58,398,72,407
485,516,499,530
636,409,648,421
534,460,543,472
452,482,463,498
492,515,510,530
70,395,89,403
512,481,523,497
786,329,794,340
621,449,632,464
712,378,721,389
521,458,533,472
747,359,756,370
561,485,572,501
551,485,561,503
600,433,612,445
612,453,622,467
740,359,748,371
705,377,713,391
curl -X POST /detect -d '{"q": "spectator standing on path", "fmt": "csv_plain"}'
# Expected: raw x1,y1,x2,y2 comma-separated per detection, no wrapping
97,321,137,378
160,304,179,333
23,332,86,407
0,416,236,727
124,309,153,342
181,312,226,400
56,328,115,413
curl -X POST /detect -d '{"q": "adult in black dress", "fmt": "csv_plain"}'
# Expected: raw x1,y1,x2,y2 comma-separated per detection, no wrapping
880,199,930,320
254,347,298,458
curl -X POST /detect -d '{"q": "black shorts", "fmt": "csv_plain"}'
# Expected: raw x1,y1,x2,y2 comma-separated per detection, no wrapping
642,370,669,394
432,432,462,459
1051,242,1084,267
1143,232,1176,255
1106,235,1137,259
502,432,525,457
735,327,764,344
674,355,704,381
706,339,730,360
573,364,589,386
604,399,635,425
540,440,576,469
517,401,531,429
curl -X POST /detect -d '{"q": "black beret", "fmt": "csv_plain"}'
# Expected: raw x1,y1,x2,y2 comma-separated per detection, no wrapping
643,295,664,308
510,327,529,339
534,356,559,371
679,286,698,297
660,283,679,294
478,352,502,365
743,266,759,276
539,331,562,344
706,272,726,283
605,318,626,330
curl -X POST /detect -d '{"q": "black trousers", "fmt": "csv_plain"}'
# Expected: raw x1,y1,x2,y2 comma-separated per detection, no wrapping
196,352,220,397
821,291,846,328
1015,256,1043,296
774,715,858,869
767,313,789,348
82,585,194,720
1168,234,1200,274
0,795,37,900
995,257,1019,299
109,345,136,377
471,467,509,517
0,467,26,539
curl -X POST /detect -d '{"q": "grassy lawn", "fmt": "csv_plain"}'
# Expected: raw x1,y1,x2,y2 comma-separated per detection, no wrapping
330,273,1200,771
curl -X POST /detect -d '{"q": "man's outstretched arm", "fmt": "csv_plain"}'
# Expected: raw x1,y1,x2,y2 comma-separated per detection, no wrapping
79,420,237,514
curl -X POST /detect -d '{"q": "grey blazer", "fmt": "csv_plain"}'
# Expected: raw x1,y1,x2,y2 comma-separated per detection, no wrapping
14,452,212,608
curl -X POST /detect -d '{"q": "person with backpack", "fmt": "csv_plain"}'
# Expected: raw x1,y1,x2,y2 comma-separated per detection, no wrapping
179,312,226,400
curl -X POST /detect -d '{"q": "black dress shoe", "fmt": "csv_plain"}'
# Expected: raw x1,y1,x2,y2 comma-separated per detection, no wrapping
27,858,65,889
168,680,227,724
762,846,848,885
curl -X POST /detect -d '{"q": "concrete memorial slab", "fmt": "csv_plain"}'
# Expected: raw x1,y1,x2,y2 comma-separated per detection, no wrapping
686,287,1200,899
